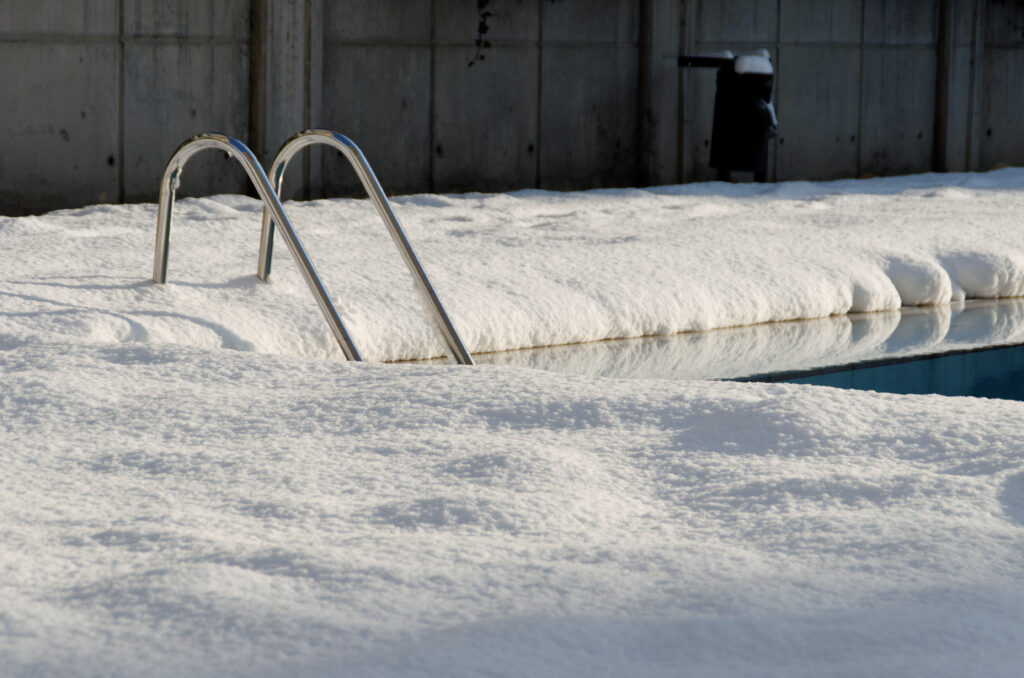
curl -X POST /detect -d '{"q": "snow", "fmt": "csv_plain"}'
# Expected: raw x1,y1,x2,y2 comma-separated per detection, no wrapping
734,54,773,75
3,169,1024,677
6,168,1024,363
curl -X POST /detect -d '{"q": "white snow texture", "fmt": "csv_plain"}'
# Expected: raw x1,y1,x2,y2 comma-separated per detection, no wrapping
3,169,1024,677
733,54,773,74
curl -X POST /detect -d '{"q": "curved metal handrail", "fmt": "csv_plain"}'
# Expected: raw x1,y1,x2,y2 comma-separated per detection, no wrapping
153,133,362,361
258,129,474,365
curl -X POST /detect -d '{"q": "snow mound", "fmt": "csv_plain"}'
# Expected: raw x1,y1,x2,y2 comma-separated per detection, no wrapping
2,343,1024,676
4,171,1024,362
5,170,1024,676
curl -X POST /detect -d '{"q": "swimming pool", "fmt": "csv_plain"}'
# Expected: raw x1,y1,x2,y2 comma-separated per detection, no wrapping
743,341,1024,399
471,298,1024,399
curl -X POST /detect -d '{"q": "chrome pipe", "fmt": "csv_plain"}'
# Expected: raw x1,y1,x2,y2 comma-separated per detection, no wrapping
259,129,474,365
152,133,363,361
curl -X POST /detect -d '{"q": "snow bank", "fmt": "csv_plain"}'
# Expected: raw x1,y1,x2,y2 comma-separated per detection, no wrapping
3,168,1024,362
3,342,1024,677
4,171,1024,676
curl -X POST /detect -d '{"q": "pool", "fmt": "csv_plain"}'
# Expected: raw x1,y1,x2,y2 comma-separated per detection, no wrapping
471,298,1024,399
743,342,1024,399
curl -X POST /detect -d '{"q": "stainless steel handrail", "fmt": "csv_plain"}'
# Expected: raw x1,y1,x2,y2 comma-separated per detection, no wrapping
152,133,362,361
258,129,474,365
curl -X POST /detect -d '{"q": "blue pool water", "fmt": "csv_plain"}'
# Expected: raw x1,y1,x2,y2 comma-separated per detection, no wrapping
744,342,1024,400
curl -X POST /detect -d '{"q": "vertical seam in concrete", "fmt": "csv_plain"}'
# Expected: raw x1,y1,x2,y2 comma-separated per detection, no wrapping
307,0,323,198
856,0,865,178
676,1,687,183
964,0,978,171
536,0,543,188
428,0,436,193
303,0,312,198
249,0,268,165
304,0,312,130
117,0,125,202
636,0,652,186
932,0,954,172
678,0,699,183
773,0,781,181
974,0,983,170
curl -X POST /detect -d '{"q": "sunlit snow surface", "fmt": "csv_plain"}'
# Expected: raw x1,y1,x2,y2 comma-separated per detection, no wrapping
3,170,1024,677
5,168,1024,361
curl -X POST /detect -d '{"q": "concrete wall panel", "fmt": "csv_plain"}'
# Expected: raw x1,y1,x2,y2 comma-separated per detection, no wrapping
324,0,431,44
7,0,1024,213
954,0,979,45
123,43,250,202
941,46,973,172
321,45,431,196
863,0,938,45
696,0,777,43
258,0,312,199
432,46,538,192
434,0,539,44
0,43,119,213
775,45,861,180
986,0,1024,46
540,45,639,189
644,0,682,185
860,47,936,175
0,1,116,36
680,57,721,182
123,0,249,39
543,0,638,44
977,48,1024,169
780,0,862,44
248,0,326,200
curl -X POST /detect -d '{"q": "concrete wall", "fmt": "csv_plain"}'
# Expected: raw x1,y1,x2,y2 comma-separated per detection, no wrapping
319,0,678,196
1,0,1022,214
681,0,1023,182
0,1,121,213
0,0,251,213
970,0,1024,171
122,1,251,201
0,0,678,213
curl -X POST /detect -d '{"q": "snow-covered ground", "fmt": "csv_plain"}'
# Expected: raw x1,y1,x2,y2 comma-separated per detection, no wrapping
6,167,1024,362
3,170,1024,677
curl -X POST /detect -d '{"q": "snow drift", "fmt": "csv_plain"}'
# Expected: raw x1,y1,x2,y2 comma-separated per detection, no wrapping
3,170,1024,677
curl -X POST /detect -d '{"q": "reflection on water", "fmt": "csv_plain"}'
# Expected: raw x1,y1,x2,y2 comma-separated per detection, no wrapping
471,298,1024,380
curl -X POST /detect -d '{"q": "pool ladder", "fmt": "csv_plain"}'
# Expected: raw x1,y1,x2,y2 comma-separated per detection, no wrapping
152,131,473,364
